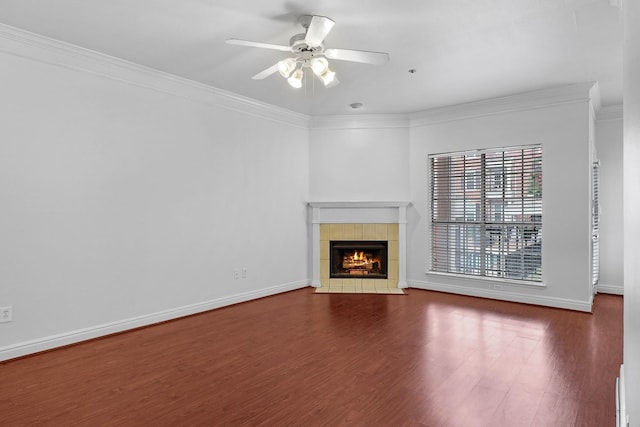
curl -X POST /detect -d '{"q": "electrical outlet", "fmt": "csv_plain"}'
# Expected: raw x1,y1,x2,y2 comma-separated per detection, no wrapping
234,269,240,280
242,268,248,279
0,306,12,323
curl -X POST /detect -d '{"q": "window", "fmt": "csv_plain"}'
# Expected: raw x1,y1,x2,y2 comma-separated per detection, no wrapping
465,170,481,190
430,145,542,282
488,167,505,190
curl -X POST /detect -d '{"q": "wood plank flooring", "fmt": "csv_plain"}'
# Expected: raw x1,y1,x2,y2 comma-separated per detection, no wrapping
0,289,623,426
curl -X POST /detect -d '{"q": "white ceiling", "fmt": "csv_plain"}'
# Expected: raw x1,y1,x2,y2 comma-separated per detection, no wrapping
0,0,623,115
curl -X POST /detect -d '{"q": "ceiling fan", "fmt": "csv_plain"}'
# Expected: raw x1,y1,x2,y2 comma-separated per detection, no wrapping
226,15,390,89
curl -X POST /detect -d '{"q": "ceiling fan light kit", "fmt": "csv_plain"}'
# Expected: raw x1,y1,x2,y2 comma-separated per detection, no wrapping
287,68,304,88
310,57,328,75
317,68,337,87
278,57,297,78
226,15,389,89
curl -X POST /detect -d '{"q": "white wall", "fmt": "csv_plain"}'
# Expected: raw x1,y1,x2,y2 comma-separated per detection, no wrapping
307,86,598,311
0,24,619,362
623,0,640,423
595,114,624,294
0,27,310,360
408,87,595,311
308,116,410,202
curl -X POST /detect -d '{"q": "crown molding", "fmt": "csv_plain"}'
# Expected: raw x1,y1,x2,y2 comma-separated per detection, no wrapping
0,23,613,131
409,82,599,128
0,23,310,129
596,104,624,121
309,114,410,130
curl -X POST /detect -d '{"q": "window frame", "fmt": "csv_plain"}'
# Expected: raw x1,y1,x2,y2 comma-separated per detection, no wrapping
428,145,543,284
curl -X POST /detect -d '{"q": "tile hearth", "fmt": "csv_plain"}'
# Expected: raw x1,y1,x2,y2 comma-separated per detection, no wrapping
314,286,405,294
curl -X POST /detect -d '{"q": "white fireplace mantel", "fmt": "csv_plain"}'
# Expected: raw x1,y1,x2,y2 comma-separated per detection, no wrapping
308,201,411,288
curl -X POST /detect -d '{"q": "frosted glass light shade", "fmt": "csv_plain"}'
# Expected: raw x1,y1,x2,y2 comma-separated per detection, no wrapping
310,57,329,76
318,68,336,87
287,68,304,88
278,58,297,78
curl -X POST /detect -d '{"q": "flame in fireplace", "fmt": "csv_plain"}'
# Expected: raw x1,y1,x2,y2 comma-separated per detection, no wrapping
347,250,373,268
353,250,368,262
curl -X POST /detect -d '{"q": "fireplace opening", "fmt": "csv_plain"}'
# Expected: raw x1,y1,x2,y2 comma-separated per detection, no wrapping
330,241,388,279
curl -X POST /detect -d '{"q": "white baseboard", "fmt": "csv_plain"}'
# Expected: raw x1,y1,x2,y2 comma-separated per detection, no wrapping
0,280,309,362
408,279,593,312
597,283,624,295
617,364,628,427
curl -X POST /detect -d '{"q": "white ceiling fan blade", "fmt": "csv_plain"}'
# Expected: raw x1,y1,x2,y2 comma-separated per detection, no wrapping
304,15,335,47
252,63,280,80
226,38,291,52
325,48,390,65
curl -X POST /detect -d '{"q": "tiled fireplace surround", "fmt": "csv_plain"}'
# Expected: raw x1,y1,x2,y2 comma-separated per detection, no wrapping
309,202,410,289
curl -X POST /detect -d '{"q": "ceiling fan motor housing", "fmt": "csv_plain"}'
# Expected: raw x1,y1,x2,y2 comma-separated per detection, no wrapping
289,33,323,53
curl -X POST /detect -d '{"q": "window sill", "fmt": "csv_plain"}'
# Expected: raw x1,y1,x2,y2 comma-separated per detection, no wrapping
424,271,546,289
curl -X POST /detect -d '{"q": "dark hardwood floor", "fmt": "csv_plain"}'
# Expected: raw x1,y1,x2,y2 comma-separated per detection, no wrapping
0,289,623,426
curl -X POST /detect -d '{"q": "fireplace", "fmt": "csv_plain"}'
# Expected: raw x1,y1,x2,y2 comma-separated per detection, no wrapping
330,241,388,279
308,201,410,288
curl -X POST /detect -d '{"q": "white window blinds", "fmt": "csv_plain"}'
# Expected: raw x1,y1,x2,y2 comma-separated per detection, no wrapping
430,145,543,282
